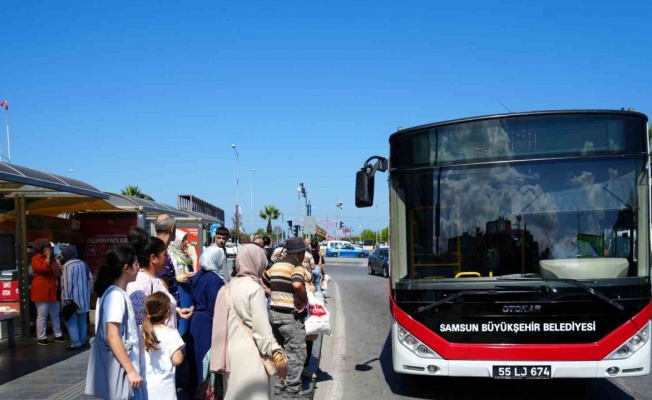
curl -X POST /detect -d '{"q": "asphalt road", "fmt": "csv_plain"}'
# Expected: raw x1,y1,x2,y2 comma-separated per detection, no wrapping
315,261,651,400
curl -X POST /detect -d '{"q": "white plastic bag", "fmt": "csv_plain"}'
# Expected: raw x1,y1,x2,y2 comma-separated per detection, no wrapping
305,291,331,336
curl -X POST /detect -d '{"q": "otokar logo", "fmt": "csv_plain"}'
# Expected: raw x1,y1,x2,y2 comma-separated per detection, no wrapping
502,304,542,313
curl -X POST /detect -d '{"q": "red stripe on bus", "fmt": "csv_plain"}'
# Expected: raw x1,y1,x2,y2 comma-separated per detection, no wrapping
390,296,652,361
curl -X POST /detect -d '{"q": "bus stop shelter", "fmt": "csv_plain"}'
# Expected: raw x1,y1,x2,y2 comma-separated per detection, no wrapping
0,162,109,336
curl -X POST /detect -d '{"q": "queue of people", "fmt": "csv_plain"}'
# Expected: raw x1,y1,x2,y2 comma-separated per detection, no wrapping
78,212,324,400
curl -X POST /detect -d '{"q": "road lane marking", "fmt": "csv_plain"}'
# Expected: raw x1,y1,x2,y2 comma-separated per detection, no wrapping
329,280,346,400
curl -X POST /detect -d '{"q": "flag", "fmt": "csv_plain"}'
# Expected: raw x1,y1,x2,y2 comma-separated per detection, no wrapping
0,100,7,110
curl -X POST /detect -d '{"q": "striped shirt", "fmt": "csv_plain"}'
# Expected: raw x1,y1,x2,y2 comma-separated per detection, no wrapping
263,261,305,310
60,259,92,313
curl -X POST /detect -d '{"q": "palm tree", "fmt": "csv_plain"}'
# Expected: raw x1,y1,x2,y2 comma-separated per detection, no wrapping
259,205,281,236
121,185,155,201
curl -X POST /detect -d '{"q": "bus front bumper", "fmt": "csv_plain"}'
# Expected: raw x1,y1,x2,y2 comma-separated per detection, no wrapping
391,321,651,378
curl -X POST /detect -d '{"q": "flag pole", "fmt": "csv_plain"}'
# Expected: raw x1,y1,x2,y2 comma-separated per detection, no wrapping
5,107,10,163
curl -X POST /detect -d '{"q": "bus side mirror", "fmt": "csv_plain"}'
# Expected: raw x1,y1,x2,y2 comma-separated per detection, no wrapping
356,155,387,208
355,169,374,208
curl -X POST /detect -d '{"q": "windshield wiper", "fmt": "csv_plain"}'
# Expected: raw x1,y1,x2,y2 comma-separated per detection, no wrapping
415,290,533,314
496,276,625,312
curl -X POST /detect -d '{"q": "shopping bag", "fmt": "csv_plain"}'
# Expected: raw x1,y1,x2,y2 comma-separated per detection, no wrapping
305,291,331,336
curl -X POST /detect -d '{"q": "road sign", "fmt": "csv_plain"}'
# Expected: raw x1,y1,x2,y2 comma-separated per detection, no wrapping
304,216,316,235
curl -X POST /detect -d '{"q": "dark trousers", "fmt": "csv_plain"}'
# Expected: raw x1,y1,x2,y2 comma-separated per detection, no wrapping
269,309,307,393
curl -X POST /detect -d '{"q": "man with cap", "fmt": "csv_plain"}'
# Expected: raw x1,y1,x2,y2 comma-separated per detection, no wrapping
262,237,310,398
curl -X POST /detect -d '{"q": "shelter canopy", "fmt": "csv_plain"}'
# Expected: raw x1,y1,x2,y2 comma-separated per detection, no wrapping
0,162,108,199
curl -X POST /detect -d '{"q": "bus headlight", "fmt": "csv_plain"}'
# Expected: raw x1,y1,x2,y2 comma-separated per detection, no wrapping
395,323,442,359
606,324,650,360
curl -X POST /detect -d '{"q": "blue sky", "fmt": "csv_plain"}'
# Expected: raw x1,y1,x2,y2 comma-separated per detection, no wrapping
1,1,650,235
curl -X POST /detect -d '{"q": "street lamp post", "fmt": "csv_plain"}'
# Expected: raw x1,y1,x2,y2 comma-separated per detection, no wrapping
297,183,305,237
231,144,240,244
335,200,343,239
250,168,255,239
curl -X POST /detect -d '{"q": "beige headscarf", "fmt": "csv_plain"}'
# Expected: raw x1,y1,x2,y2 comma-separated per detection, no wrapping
210,244,268,373
234,244,268,281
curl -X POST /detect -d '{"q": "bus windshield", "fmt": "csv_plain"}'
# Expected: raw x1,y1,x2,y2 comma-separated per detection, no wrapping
389,113,650,283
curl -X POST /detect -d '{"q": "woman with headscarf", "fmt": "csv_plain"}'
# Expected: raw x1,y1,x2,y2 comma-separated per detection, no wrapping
210,244,287,400
60,245,92,350
186,245,226,394
168,229,195,337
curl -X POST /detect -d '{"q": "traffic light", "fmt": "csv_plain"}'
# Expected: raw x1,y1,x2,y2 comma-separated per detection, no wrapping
339,221,344,229
287,220,293,228
293,225,299,237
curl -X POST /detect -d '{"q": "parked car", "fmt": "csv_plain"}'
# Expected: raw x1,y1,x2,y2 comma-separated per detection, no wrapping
368,246,389,277
325,242,369,258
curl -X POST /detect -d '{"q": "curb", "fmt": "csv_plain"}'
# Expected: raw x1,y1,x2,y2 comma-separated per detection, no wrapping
325,258,367,266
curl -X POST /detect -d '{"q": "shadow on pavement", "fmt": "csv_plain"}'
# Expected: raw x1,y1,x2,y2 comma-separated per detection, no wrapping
315,370,333,383
355,357,380,372
377,332,635,400
0,336,86,386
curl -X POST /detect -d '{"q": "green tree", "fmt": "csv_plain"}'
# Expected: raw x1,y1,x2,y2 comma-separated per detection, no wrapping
360,229,377,241
259,205,281,236
121,185,154,200
254,228,267,238
380,227,389,243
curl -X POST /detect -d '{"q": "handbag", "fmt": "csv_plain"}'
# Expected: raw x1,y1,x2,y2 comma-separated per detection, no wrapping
224,285,278,376
60,301,79,321
195,349,224,400
85,286,133,400
195,373,216,400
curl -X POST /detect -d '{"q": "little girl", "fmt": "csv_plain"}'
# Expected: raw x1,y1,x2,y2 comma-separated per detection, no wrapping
142,292,185,400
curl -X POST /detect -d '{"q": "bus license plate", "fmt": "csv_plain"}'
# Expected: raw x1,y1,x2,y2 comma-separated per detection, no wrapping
492,365,551,379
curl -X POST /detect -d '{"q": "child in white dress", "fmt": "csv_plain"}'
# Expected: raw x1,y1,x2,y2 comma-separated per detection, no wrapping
142,292,185,400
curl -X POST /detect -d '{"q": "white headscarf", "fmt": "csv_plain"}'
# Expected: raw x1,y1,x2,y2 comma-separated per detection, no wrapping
199,245,225,275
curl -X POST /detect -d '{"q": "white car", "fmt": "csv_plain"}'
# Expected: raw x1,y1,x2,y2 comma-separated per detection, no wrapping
225,242,241,258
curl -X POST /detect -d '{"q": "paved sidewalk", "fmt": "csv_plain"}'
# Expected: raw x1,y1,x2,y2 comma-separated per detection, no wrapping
0,348,90,400
0,333,323,400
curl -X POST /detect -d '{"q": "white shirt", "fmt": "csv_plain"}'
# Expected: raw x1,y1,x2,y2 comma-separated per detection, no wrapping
144,325,185,400
95,286,141,381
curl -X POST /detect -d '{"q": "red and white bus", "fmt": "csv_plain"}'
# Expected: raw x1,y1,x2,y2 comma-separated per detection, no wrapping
356,110,651,379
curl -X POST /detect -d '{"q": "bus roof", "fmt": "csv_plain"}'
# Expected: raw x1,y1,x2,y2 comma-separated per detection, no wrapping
390,109,648,140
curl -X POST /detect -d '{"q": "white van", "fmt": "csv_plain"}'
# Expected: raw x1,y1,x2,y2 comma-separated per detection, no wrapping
320,240,351,252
